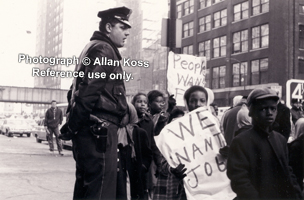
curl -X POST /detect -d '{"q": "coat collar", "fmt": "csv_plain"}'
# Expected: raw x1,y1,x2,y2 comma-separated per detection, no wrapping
253,125,289,176
90,31,122,60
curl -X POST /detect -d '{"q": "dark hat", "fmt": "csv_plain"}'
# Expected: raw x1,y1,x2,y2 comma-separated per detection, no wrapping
291,98,302,104
98,6,132,28
247,88,279,107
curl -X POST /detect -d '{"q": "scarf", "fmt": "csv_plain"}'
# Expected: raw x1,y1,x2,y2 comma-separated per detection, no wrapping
117,103,138,159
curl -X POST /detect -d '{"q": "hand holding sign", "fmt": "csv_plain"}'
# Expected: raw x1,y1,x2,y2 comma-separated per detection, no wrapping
155,107,236,200
170,163,187,179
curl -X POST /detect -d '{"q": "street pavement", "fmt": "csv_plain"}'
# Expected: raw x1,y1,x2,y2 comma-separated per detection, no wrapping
0,134,75,200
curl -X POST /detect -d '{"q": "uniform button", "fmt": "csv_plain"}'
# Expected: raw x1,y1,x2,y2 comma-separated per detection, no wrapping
117,149,119,152
117,158,119,162
119,93,122,95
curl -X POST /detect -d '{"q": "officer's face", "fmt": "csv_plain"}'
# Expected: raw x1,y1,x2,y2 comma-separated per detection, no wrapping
108,22,130,48
250,98,277,129
187,91,207,112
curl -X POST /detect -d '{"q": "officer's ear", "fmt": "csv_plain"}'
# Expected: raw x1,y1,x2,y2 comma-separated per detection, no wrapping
105,23,113,33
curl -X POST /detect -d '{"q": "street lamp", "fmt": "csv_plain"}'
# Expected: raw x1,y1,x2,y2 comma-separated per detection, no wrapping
226,57,246,91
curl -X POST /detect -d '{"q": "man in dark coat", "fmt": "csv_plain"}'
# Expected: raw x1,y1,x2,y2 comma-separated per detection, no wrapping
222,96,247,145
272,101,291,141
60,7,132,200
227,88,302,199
44,100,63,155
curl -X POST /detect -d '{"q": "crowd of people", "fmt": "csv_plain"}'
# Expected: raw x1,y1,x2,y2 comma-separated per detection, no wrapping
57,5,304,200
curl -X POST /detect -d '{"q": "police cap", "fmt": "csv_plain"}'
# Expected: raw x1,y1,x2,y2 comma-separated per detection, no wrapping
98,6,132,28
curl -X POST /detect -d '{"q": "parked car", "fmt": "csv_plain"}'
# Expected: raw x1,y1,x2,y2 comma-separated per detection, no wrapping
26,119,37,130
0,119,5,134
4,119,32,137
32,119,49,143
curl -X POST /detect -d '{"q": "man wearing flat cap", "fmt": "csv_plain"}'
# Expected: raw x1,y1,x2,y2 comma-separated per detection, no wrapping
60,6,132,199
227,88,303,199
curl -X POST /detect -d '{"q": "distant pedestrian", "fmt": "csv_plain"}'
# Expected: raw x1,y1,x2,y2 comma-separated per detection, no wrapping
227,88,302,199
222,96,247,145
272,100,291,141
291,99,304,125
44,100,63,156
235,103,252,137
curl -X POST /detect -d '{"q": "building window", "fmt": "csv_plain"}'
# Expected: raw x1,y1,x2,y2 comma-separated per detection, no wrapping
233,1,249,21
300,25,304,49
232,62,248,87
251,58,268,85
299,59,304,74
205,68,210,88
212,66,226,89
212,0,224,4
300,5,304,14
183,21,194,38
199,15,211,33
233,30,248,54
177,4,182,18
183,0,194,16
199,0,211,9
213,36,226,58
252,0,269,16
183,45,193,55
198,40,211,60
213,9,227,28
252,24,269,49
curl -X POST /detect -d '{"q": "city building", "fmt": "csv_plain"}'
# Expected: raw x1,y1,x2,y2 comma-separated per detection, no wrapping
175,0,304,106
35,0,63,89
117,0,168,100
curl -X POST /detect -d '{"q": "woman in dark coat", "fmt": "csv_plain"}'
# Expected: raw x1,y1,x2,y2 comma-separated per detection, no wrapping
289,118,304,190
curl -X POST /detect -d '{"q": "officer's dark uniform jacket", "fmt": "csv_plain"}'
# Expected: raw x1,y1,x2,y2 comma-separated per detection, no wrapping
68,31,127,131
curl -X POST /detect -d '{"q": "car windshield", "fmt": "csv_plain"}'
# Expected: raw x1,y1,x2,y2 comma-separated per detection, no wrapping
6,120,27,125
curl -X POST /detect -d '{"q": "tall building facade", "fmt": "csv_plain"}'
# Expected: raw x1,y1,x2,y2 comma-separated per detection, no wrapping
176,0,304,106
117,0,168,100
35,0,64,89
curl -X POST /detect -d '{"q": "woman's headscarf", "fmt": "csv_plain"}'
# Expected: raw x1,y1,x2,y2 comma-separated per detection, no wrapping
236,104,251,128
117,103,138,158
294,118,304,139
233,95,243,107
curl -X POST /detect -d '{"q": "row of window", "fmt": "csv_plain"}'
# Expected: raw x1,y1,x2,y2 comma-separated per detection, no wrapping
301,5,304,14
183,24,269,59
178,0,269,21
204,58,269,89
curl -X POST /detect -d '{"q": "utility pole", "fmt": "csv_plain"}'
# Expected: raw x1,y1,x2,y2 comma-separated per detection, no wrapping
169,0,176,53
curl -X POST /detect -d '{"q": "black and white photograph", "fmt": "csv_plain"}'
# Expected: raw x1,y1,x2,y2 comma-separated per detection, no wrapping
0,0,304,199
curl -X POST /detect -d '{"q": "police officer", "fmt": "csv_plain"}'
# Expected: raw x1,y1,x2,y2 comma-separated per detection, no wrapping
60,7,132,199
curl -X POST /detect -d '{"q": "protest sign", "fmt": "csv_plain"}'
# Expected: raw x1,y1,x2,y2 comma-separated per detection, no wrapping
155,107,236,200
167,51,207,106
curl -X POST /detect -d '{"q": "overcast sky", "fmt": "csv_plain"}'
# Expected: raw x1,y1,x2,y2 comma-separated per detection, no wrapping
0,0,38,87
0,0,167,89
0,0,118,88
